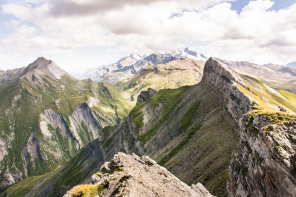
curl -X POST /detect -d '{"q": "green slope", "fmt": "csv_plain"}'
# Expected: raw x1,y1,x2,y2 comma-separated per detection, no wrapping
0,60,133,187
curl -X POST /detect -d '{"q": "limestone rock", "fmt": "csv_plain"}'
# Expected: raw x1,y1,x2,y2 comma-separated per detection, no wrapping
228,114,296,197
136,88,157,104
64,153,212,197
202,57,252,125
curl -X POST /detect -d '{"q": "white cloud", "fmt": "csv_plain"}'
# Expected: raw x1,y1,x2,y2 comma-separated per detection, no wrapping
0,0,296,71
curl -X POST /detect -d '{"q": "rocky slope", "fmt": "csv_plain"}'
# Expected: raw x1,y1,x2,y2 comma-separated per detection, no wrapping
0,57,133,187
64,152,212,197
3,57,296,197
80,48,207,83
228,113,296,197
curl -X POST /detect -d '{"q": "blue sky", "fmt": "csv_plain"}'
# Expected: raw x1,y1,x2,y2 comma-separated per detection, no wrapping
0,0,296,74
231,0,296,12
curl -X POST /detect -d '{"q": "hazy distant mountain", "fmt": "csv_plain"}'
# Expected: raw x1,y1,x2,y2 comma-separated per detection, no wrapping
79,48,207,83
286,61,296,69
79,53,144,82
217,59,296,93
0,67,25,86
118,58,205,103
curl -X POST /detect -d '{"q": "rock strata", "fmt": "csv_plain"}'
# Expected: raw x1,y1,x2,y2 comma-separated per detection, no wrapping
202,57,252,125
228,114,296,197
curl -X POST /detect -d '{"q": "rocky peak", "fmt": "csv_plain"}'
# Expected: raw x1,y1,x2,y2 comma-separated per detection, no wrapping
64,152,212,197
136,88,157,104
22,57,69,81
202,57,252,125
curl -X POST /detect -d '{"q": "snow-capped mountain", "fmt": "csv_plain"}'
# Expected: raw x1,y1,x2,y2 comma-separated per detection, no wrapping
79,48,207,83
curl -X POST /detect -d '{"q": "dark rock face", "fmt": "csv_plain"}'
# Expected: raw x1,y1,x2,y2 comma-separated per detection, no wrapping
228,114,296,197
136,88,157,104
64,153,213,197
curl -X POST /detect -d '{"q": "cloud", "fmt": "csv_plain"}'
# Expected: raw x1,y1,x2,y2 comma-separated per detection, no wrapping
0,0,296,71
47,0,232,16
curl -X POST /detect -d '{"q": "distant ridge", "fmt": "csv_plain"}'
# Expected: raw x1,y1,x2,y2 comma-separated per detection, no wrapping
79,48,207,83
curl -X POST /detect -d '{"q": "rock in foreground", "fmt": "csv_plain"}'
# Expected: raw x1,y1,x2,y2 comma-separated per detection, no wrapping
64,152,212,197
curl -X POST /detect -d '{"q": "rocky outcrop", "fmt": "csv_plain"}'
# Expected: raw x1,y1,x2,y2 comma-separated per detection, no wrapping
228,113,296,197
136,88,157,104
64,153,212,197
202,58,252,125
72,103,101,140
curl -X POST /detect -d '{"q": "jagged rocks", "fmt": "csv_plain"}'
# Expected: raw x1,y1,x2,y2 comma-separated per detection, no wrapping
136,88,157,104
228,114,296,197
64,153,212,197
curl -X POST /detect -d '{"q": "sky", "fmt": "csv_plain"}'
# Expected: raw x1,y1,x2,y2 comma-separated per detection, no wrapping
0,0,296,75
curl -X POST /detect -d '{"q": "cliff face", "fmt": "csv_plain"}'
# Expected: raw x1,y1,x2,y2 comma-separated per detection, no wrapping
228,113,296,197
203,58,296,196
64,153,212,197
202,58,252,125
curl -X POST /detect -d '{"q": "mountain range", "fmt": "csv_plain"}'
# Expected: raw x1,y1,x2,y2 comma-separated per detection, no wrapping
0,49,296,197
79,48,207,83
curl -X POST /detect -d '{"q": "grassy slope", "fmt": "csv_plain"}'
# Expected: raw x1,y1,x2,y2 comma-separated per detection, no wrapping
1,139,104,197
100,83,237,196
142,85,237,197
237,75,296,114
117,58,204,105
0,74,132,187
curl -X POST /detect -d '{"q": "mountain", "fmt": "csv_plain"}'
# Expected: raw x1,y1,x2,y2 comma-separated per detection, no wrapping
79,53,144,82
64,153,212,197
0,67,25,87
80,48,207,83
2,57,296,197
0,57,133,188
118,58,205,103
217,59,296,93
286,61,296,69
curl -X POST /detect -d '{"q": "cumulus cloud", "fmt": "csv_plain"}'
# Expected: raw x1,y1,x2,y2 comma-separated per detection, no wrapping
47,0,232,16
0,0,296,71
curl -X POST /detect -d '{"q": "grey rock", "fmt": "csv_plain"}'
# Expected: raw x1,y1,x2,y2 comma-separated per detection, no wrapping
64,152,212,197
202,57,252,125
228,113,296,197
136,88,157,104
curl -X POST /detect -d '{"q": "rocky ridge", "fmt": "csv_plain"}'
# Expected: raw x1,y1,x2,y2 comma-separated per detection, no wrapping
64,152,212,197
2,57,296,197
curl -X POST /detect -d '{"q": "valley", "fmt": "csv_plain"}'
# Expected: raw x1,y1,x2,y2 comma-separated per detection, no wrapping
0,51,296,197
